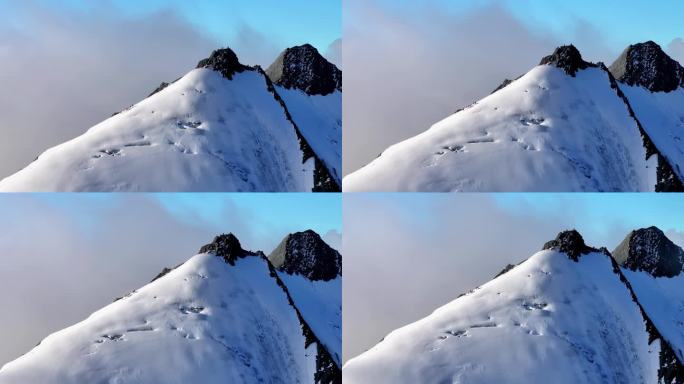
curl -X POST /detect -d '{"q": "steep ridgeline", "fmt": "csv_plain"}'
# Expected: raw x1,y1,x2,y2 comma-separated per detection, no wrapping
615,227,684,375
344,230,684,384
344,43,684,192
0,233,341,384
0,46,340,192
610,42,684,191
266,44,342,187
268,230,342,368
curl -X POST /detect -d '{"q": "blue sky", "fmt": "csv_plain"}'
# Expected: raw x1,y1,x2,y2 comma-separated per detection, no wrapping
372,0,682,51
0,0,341,53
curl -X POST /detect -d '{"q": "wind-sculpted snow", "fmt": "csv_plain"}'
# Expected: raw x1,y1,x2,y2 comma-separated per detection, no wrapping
0,254,324,383
277,87,341,186
344,65,655,192
344,249,661,383
0,65,331,191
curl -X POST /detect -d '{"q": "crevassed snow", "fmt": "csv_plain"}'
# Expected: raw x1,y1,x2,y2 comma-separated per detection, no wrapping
0,69,314,192
343,250,660,384
279,273,342,367
0,254,319,384
344,66,655,192
277,87,342,186
619,85,684,181
622,269,684,362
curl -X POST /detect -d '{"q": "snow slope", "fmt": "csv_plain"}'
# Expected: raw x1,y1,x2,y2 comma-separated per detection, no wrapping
0,47,341,192
268,230,343,368
344,233,662,384
344,46,660,192
0,234,341,383
278,87,342,186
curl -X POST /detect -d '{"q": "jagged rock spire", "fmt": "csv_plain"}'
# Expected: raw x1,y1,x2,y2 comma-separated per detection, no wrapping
539,45,594,76
542,229,605,261
613,226,684,277
196,47,249,80
198,233,254,265
266,44,342,96
609,41,684,92
268,230,341,281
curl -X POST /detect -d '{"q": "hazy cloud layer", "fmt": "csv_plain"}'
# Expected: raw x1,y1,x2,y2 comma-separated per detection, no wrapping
668,38,684,64
325,38,342,69
0,195,337,366
0,4,217,179
343,194,677,362
343,1,616,175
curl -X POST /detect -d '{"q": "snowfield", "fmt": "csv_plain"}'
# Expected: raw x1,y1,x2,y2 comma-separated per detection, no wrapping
344,65,656,192
0,42,344,193
344,249,661,384
0,252,336,383
277,87,342,186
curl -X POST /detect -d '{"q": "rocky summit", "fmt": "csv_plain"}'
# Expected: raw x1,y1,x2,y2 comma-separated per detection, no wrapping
199,233,255,265
613,226,684,277
609,41,684,92
269,230,341,281
196,47,249,80
266,44,342,96
539,44,595,76
542,229,606,261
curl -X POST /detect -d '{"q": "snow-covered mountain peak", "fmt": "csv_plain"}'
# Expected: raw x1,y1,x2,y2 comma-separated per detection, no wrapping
269,230,342,281
541,229,607,261
613,226,684,277
266,44,342,96
198,233,258,266
539,44,595,76
609,41,684,92
195,47,250,80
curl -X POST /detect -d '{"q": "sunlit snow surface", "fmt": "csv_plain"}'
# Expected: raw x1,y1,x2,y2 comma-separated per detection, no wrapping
623,269,684,362
0,69,315,192
277,87,342,186
344,66,656,192
0,254,321,384
619,85,684,181
279,272,342,367
344,250,660,384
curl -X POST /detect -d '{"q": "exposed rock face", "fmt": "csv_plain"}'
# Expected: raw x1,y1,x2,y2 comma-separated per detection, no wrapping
147,82,170,97
609,41,684,92
539,45,595,76
268,230,342,281
196,47,249,80
198,233,255,265
266,44,342,96
542,229,606,261
613,226,684,278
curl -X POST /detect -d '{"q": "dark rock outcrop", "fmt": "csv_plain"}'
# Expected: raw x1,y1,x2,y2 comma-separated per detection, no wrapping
196,47,249,80
613,226,684,278
266,44,342,96
268,230,341,281
539,45,596,76
609,41,684,93
542,229,606,261
198,233,256,265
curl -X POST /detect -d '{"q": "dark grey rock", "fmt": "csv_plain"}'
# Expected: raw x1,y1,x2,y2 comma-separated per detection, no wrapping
196,47,249,80
539,45,596,76
609,41,684,93
268,230,341,281
613,226,684,278
198,233,257,265
542,229,605,261
266,44,342,96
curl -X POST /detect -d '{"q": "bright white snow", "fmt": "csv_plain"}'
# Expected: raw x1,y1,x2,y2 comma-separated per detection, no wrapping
0,254,320,384
0,69,315,192
277,87,342,186
343,250,660,384
623,269,684,362
619,85,684,181
279,272,342,367
344,66,656,192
